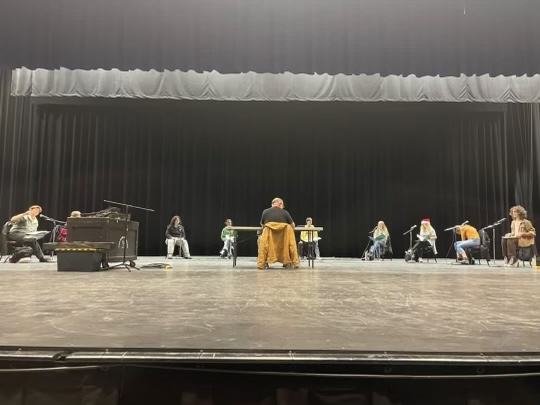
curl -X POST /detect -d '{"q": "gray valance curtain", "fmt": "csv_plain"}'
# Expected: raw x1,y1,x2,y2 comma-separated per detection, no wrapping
11,68,540,103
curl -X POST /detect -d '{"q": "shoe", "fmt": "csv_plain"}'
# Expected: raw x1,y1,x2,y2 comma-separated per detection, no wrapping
219,250,227,258
39,257,51,263
167,254,172,259
227,255,232,259
8,257,19,263
418,258,423,263
509,257,518,266
184,256,192,259
503,257,509,265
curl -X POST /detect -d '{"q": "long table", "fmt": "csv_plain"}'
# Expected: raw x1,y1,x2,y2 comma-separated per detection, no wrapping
226,226,323,268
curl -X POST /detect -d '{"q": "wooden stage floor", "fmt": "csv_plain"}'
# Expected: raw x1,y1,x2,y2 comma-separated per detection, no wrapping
1,256,539,362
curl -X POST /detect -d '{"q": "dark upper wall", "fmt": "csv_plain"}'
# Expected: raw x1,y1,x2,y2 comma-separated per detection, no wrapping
2,0,540,76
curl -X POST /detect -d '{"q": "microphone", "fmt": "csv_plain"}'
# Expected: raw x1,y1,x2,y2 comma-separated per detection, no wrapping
460,220,469,226
410,224,417,229
495,218,507,224
39,214,65,224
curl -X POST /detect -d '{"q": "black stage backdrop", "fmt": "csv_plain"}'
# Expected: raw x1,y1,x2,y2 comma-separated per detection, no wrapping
2,71,539,258
2,0,540,76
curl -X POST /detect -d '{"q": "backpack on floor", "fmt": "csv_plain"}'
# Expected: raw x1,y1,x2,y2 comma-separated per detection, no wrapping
11,246,33,263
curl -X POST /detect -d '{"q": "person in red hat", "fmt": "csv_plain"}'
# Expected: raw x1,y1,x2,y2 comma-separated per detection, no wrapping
406,218,437,263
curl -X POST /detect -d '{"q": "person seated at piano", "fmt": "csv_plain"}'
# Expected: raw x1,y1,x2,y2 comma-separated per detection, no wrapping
165,215,192,259
406,218,437,263
220,219,237,259
57,211,82,242
369,221,389,260
454,223,480,262
298,217,321,260
8,205,50,263
502,205,536,267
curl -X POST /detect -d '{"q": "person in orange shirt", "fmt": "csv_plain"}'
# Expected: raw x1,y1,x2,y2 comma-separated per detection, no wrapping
454,224,480,262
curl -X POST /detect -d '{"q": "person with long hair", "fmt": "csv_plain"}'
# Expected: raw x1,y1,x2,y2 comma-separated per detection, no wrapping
406,218,437,263
369,220,389,260
165,215,192,259
220,219,237,259
502,205,536,267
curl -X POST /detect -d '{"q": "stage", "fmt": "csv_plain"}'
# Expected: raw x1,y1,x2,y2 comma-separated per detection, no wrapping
1,256,539,362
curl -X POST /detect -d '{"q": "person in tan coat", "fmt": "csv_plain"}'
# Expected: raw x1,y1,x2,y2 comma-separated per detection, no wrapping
257,198,299,269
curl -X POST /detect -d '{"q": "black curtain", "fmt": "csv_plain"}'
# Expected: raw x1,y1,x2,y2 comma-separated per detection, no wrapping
2,0,540,76
1,71,538,258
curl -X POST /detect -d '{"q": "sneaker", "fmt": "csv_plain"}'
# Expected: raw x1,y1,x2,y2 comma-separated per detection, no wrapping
418,258,423,263
167,254,172,259
184,256,192,259
39,257,51,263
503,257,509,265
219,250,227,258
509,257,518,266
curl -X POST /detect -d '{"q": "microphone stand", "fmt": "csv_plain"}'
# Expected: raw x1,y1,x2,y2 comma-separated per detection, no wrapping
103,200,154,271
41,216,66,258
443,222,465,261
362,230,376,261
403,226,416,254
480,218,506,267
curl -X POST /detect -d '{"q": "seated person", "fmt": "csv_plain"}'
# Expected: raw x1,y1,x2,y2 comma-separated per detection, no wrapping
57,211,82,242
220,219,237,259
406,218,437,263
8,205,50,263
454,223,480,262
502,205,536,267
369,221,389,260
298,217,321,259
257,197,299,269
165,215,192,259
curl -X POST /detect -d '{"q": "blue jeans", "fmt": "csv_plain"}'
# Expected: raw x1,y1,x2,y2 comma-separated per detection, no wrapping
370,240,386,258
455,238,480,255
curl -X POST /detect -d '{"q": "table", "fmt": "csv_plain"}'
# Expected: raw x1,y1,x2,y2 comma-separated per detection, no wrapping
226,226,323,268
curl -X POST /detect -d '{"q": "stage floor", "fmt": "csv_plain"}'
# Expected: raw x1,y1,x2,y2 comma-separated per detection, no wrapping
1,256,540,359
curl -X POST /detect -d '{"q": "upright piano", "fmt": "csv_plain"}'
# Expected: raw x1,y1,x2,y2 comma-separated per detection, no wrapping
66,217,139,263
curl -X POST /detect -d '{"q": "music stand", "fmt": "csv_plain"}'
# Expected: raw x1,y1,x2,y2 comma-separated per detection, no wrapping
103,200,154,271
